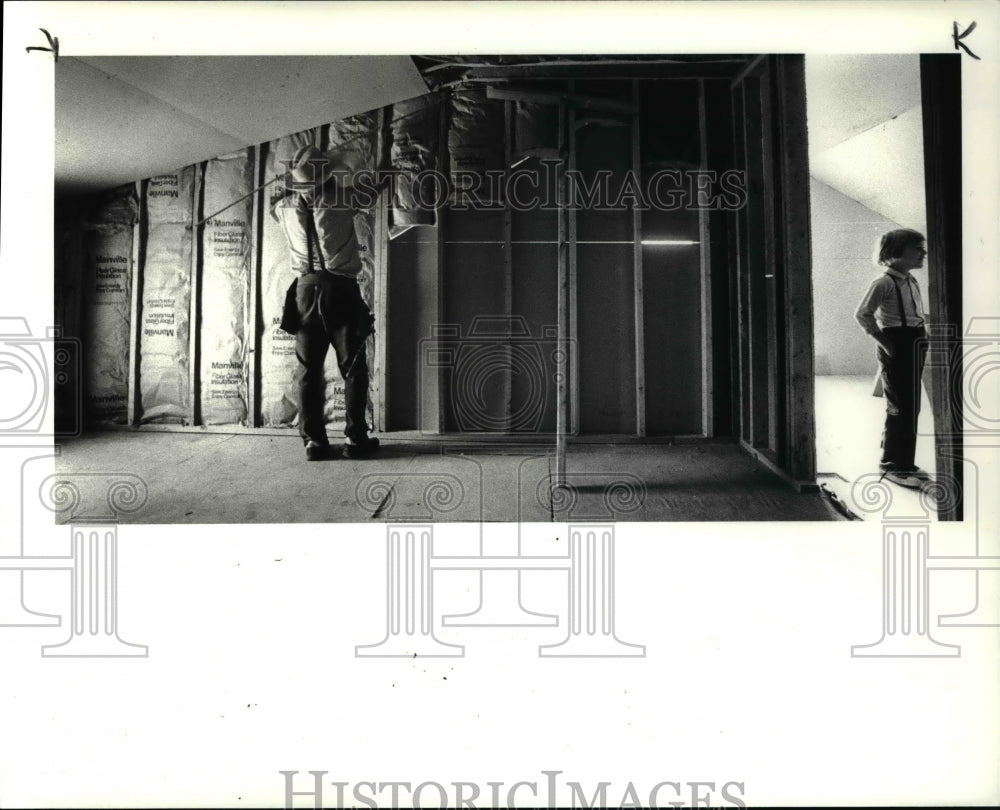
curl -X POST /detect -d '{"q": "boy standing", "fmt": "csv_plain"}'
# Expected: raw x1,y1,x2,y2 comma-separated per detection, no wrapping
854,228,930,488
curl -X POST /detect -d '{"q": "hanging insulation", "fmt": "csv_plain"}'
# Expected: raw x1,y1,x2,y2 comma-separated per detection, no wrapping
260,130,315,427
513,99,559,163
448,89,505,200
327,113,378,431
200,150,252,426
82,188,137,425
139,168,195,423
390,95,438,234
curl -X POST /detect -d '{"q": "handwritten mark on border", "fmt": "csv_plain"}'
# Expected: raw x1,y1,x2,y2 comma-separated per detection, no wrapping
953,21,981,60
25,28,59,62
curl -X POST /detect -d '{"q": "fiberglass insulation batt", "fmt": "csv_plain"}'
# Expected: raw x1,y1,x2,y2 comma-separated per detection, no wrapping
200,150,252,426
83,190,137,425
140,168,195,423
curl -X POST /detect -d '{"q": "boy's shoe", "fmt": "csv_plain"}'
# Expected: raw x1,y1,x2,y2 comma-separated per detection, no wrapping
343,436,380,459
305,440,334,461
884,469,924,489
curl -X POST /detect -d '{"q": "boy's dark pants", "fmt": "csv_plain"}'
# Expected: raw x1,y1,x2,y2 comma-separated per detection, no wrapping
877,325,927,470
293,272,370,447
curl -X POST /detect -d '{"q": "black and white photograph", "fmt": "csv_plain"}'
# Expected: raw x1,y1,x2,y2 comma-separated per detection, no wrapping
1,1,997,807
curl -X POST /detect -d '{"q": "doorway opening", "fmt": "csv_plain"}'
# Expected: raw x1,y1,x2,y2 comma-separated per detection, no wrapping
805,55,936,515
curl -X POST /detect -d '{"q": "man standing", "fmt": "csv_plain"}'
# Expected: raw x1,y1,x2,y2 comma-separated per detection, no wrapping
276,143,379,461
854,228,929,488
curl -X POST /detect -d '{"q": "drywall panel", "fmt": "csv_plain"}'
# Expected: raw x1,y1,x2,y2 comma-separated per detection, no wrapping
805,54,921,153
139,168,195,423
810,179,904,376
200,150,252,425
55,57,244,195
59,56,427,194
809,105,926,233
80,56,426,158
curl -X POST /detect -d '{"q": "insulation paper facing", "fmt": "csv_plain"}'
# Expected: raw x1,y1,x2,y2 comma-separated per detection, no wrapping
260,130,315,428
325,113,378,431
390,94,439,233
140,168,195,423
83,188,137,425
200,150,252,426
449,89,505,201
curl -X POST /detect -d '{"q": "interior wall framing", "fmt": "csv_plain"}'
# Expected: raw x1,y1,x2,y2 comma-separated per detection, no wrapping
57,59,792,460
729,55,816,487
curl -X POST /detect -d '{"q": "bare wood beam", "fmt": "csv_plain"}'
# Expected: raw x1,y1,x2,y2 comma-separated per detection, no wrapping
698,79,714,438
189,164,203,427
127,180,143,426
920,54,963,521
631,80,646,438
247,145,262,428
503,100,514,431
374,106,390,432
436,61,748,84
555,98,569,486
775,56,816,483
487,85,636,115
568,87,580,437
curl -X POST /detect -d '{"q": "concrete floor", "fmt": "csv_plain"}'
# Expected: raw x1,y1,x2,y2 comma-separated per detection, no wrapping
53,432,843,523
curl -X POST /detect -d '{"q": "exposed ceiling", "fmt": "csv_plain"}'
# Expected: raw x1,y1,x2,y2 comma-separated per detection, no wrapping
410,54,751,89
57,51,921,227
805,54,926,232
55,56,429,196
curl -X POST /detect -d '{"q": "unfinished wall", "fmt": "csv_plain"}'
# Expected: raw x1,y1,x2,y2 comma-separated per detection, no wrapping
139,168,195,423
81,190,137,425
57,109,384,433
58,76,733,440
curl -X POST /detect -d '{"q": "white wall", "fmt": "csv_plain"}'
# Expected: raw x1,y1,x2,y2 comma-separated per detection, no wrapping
810,178,903,376
806,55,927,376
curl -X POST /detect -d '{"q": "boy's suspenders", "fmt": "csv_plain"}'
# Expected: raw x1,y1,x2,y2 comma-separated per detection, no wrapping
885,273,910,327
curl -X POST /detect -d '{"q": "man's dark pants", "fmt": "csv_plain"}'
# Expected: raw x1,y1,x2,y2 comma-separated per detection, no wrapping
877,325,927,470
293,272,370,447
